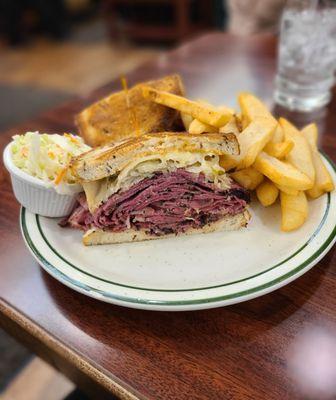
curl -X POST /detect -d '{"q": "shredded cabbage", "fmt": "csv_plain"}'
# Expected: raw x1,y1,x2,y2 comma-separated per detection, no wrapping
11,131,91,194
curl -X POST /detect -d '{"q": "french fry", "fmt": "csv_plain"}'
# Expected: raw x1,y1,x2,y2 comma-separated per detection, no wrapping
253,152,313,190
306,152,335,198
231,168,264,190
256,180,279,207
270,124,284,143
217,105,235,115
181,112,193,131
198,101,235,121
195,98,210,105
309,152,334,194
197,100,235,115
219,155,239,171
181,101,233,133
238,92,277,127
219,117,240,136
142,87,233,127
301,123,334,198
264,140,294,159
189,119,217,134
280,191,308,232
307,185,325,199
301,123,318,147
279,118,315,184
235,113,243,132
275,184,299,196
236,117,277,169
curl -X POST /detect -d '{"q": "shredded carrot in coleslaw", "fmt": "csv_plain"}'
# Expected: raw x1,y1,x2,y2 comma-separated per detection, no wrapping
11,131,90,186
54,167,68,185
64,133,80,145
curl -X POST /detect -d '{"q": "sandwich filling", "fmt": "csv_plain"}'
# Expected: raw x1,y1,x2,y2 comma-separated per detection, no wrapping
80,152,234,212
61,169,249,236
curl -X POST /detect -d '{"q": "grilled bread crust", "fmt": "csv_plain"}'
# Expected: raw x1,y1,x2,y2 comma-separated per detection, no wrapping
76,74,185,147
70,131,239,182
82,211,250,246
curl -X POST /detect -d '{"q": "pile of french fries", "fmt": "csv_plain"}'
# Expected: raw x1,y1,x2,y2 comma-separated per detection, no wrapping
142,87,334,232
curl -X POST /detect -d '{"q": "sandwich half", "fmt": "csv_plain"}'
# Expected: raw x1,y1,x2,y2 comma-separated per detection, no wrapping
76,75,184,147
61,132,250,245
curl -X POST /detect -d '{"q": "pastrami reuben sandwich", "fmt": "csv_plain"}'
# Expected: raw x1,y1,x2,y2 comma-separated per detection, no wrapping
61,132,250,245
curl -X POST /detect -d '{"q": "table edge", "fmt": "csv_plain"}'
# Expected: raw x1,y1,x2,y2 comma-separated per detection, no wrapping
0,298,141,400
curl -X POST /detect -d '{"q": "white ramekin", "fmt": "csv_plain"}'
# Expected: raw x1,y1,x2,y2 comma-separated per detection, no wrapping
3,143,80,217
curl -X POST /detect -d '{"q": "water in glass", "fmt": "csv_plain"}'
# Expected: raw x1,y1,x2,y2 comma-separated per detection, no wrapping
275,1,336,111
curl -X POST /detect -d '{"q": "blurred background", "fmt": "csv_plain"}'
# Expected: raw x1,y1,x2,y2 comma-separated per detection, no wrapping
0,0,286,131
0,1,286,399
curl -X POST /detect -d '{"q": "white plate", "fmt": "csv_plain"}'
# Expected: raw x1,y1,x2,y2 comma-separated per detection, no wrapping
20,155,336,311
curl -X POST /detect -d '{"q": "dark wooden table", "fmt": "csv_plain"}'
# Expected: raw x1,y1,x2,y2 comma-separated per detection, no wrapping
1,33,336,400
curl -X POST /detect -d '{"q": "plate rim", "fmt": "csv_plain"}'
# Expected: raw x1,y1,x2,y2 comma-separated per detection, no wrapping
20,154,336,309
21,206,336,307
26,193,330,292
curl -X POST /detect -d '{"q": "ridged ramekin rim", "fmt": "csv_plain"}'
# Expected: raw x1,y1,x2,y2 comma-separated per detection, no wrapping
3,142,81,193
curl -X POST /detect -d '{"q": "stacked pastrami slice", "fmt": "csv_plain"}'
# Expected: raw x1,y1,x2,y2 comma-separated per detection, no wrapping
61,169,250,236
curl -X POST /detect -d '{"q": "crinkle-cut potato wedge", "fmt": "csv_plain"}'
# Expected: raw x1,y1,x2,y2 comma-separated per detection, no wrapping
253,152,313,190
301,123,318,147
256,180,279,207
189,119,218,134
142,87,233,128
181,112,193,130
264,140,294,159
280,191,308,232
307,151,335,198
275,184,299,196
236,117,277,170
279,118,315,184
238,92,277,126
231,168,264,190
219,117,240,137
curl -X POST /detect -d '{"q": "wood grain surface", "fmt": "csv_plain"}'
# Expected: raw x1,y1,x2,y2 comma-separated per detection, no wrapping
1,33,336,400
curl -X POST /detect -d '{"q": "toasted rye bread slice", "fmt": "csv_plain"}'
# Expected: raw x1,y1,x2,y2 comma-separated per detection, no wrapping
71,131,239,182
82,211,250,246
76,74,184,147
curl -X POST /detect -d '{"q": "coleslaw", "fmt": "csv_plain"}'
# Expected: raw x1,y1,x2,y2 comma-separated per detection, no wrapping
11,131,91,194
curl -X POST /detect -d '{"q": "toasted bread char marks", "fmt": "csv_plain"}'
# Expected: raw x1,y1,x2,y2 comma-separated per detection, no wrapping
71,132,239,182
76,75,185,147
82,211,250,246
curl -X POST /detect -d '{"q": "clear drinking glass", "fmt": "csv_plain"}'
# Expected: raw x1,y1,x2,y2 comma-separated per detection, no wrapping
274,0,336,111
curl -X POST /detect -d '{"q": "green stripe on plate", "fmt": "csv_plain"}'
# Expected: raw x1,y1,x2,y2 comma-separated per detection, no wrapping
21,206,336,306
20,153,336,306
32,193,330,292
